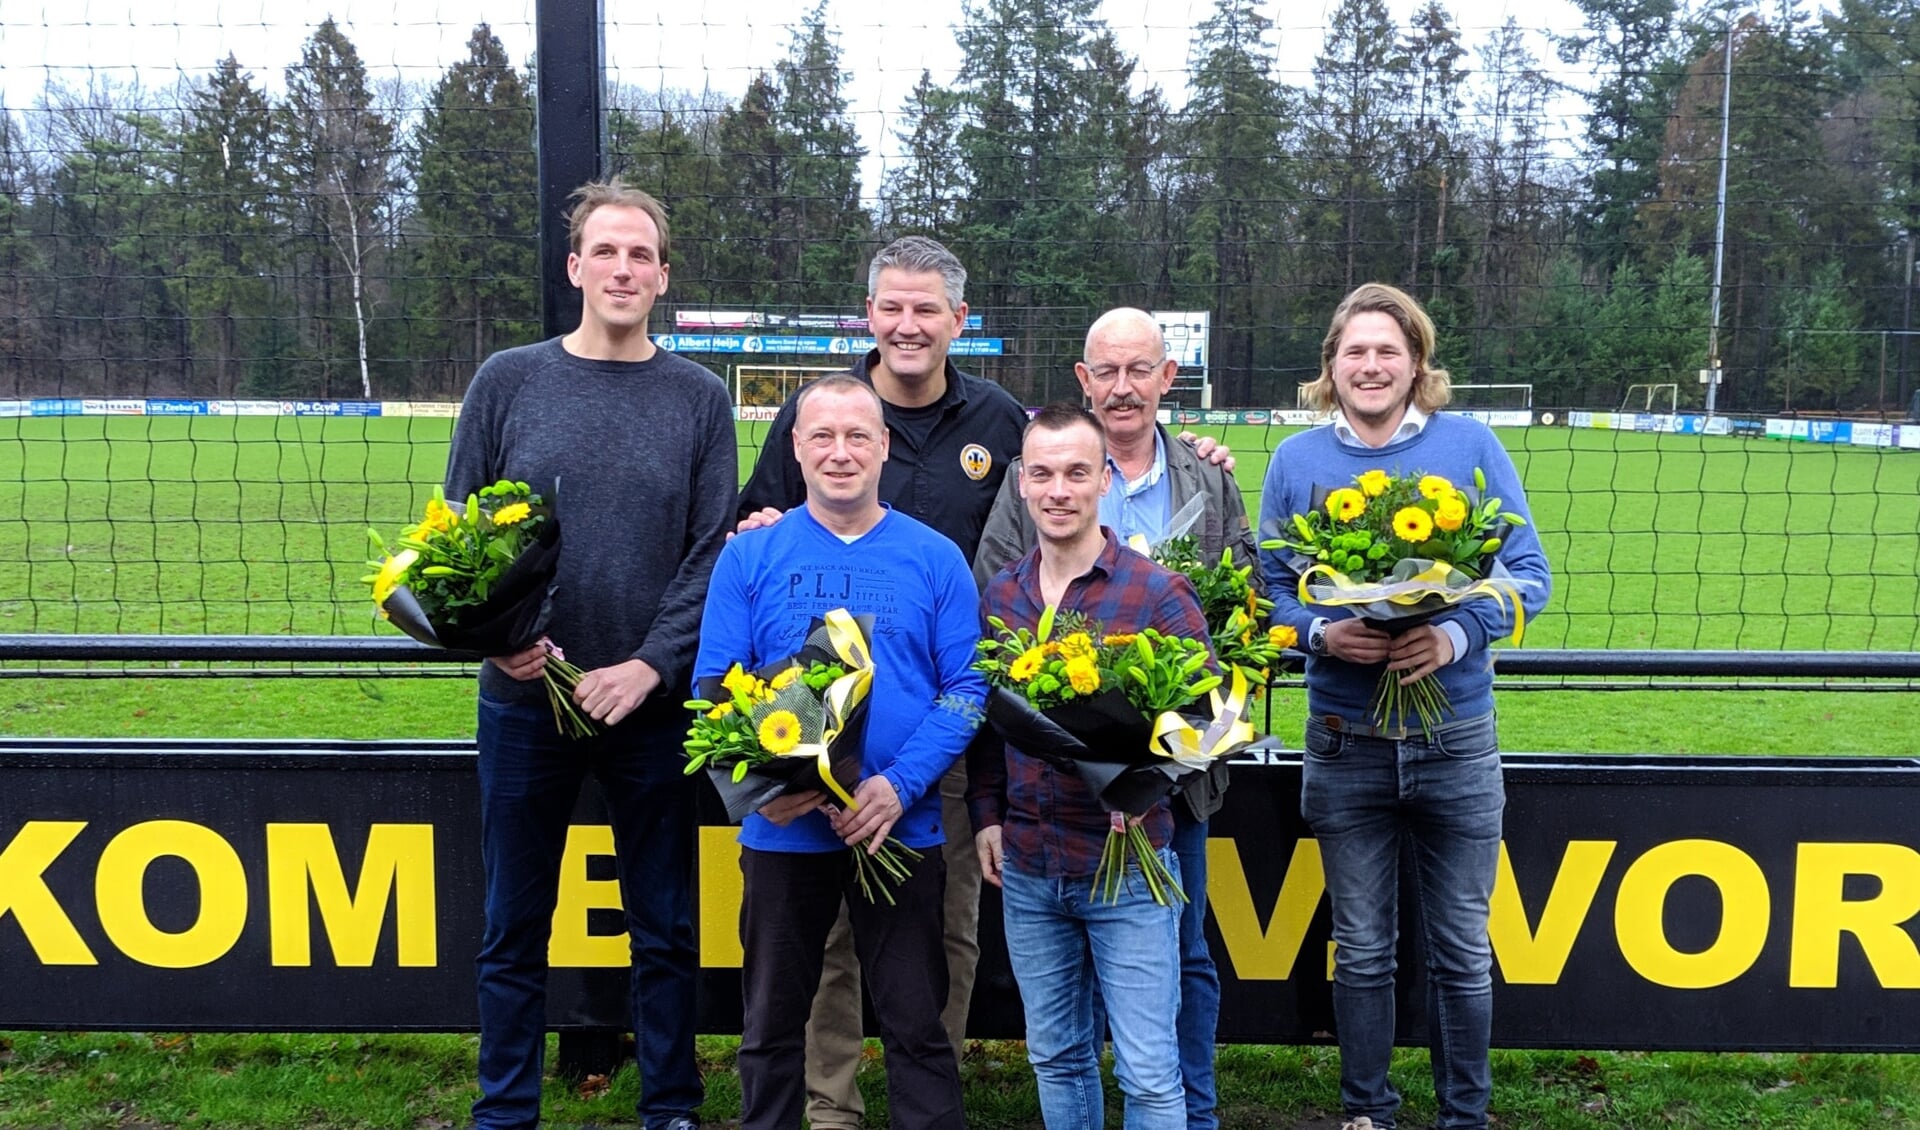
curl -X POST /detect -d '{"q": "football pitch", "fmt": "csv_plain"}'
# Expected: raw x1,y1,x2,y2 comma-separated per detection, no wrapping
1,414,1916,752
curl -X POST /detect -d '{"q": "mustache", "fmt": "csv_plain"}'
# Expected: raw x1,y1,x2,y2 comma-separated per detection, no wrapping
1101,393,1149,411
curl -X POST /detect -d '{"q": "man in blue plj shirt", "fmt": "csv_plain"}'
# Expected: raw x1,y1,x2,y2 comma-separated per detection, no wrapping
695,375,985,1130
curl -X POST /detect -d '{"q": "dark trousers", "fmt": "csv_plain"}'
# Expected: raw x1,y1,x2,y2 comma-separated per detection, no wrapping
738,845,963,1130
472,695,702,1130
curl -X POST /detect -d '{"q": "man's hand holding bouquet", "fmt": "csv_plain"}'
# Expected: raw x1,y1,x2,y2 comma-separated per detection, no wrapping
1261,466,1537,736
683,609,922,904
974,605,1258,905
363,480,596,738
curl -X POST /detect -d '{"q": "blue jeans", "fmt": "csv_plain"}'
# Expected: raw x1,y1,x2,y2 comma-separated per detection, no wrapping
1001,853,1184,1130
472,695,702,1130
1301,711,1505,1130
1171,808,1221,1130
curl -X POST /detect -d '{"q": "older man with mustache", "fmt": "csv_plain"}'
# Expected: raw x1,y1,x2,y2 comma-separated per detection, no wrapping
972,306,1257,1130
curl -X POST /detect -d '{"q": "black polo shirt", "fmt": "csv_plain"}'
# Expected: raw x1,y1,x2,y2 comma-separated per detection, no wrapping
736,349,1029,559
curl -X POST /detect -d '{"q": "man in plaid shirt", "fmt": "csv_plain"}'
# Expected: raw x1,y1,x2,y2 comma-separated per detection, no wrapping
969,403,1211,1130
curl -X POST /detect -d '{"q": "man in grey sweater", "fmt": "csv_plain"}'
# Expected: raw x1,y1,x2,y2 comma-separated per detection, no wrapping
444,180,735,1130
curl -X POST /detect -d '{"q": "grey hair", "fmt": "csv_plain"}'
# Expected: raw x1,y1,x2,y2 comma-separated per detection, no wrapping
793,372,885,421
867,235,967,310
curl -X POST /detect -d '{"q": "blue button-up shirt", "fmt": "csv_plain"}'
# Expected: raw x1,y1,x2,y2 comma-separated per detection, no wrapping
1099,428,1172,544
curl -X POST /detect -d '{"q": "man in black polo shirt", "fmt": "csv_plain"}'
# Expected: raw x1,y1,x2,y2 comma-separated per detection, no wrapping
736,235,1026,1130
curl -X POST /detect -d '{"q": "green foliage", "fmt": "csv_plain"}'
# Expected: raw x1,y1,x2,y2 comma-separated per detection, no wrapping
411,24,538,394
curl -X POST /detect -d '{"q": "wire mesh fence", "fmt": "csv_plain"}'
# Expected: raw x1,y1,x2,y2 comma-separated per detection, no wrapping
1,1,1918,668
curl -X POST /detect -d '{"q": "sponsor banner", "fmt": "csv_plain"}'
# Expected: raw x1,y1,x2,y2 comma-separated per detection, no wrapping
1900,426,1920,450
1569,411,1593,429
656,333,1004,357
387,401,459,418
734,405,782,422
80,399,146,415
1809,420,1852,445
1589,412,1615,430
5,741,1917,1050
31,399,83,416
676,311,983,331
1455,410,1535,428
338,401,382,417
145,399,208,416
1849,423,1894,448
0,400,29,417
209,400,283,416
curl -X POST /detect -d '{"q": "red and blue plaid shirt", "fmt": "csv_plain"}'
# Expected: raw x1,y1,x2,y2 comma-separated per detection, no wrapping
970,528,1211,879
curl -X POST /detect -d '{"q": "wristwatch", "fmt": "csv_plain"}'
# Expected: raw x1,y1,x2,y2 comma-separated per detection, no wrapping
1307,618,1330,657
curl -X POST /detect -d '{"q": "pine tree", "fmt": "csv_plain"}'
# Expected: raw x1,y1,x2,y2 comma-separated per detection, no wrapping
880,70,967,237
1175,0,1295,405
412,24,537,394
175,54,277,396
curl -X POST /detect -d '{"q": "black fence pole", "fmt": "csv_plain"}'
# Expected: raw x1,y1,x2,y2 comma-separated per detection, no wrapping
535,0,606,341
535,0,621,1082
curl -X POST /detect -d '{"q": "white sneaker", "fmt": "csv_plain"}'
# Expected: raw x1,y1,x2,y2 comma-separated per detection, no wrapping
1341,1119,1378,1130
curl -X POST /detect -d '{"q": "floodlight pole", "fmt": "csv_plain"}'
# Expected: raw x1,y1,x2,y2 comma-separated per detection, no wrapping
1705,16,1734,420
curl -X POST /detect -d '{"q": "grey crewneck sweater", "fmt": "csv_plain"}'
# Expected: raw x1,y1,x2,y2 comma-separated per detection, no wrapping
444,337,737,716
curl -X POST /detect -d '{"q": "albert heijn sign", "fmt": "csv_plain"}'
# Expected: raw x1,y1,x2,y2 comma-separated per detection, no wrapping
2,740,1917,1050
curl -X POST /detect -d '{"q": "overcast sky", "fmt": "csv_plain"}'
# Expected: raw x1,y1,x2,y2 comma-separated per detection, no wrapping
3,0,1598,193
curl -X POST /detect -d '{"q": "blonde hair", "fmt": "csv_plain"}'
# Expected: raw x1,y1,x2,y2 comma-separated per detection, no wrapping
1301,283,1453,414
566,178,671,261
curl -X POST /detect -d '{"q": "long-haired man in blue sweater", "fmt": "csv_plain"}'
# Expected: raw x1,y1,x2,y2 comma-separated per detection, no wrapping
1258,283,1551,1130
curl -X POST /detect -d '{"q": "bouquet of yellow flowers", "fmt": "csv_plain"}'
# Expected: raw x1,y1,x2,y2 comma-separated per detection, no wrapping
683,610,919,905
362,480,595,738
1261,467,1534,736
974,606,1255,905
1148,534,1299,682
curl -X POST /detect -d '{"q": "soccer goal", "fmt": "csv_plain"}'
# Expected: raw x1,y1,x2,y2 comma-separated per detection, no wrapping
1450,383,1534,409
733,365,842,415
1620,383,1679,413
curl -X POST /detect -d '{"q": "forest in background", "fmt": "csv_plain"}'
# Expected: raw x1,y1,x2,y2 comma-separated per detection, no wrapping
1,0,1916,411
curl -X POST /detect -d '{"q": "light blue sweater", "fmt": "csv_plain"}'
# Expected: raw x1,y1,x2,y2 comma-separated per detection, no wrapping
1257,414,1552,726
694,505,986,852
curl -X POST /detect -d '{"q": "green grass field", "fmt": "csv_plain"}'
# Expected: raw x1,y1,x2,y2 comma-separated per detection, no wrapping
3,415,1919,1125
2,415,1918,751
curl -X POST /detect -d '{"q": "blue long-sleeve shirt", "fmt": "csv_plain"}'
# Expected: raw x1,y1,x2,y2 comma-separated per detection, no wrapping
1257,413,1552,726
694,505,986,853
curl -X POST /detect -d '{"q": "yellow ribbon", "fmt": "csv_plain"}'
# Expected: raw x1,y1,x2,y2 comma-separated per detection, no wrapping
1150,667,1256,769
776,607,872,810
1297,561,1528,647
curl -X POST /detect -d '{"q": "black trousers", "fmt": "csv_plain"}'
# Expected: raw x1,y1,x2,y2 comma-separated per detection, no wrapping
737,844,963,1130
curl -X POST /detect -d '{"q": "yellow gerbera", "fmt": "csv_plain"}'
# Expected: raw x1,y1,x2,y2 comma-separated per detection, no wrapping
1327,488,1367,523
770,665,802,691
1434,495,1468,532
1393,506,1434,542
1008,646,1047,682
1269,624,1299,650
1064,654,1100,695
368,548,419,607
492,501,532,527
758,710,802,754
721,663,757,698
1417,475,1453,501
1058,632,1093,659
1357,469,1391,497
1102,633,1137,647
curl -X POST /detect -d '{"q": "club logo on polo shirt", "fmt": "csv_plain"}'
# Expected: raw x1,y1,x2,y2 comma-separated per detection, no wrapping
959,443,992,481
